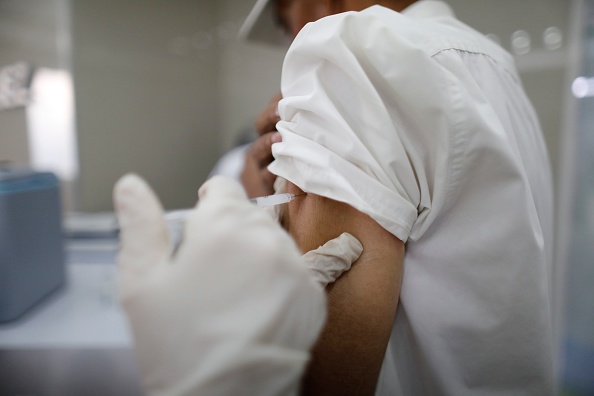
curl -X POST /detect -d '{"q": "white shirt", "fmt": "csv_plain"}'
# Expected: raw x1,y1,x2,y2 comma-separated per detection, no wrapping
270,1,555,394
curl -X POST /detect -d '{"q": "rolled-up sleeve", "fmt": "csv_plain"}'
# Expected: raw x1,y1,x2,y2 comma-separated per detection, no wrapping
269,9,457,242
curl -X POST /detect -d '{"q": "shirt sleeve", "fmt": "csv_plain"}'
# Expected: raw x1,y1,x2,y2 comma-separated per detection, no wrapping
268,8,457,242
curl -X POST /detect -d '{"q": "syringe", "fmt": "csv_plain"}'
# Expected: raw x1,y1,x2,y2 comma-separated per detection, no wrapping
165,193,304,222
249,192,303,207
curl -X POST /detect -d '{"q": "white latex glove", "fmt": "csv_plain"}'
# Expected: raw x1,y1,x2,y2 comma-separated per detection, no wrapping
114,174,326,396
303,233,363,288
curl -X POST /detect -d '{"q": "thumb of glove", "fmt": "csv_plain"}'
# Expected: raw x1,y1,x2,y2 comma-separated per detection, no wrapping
113,174,170,274
302,233,363,288
198,175,247,202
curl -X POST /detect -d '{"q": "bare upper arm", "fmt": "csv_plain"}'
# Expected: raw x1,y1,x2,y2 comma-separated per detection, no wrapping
283,182,404,395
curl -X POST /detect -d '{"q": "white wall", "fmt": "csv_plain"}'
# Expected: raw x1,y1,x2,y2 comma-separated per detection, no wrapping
70,0,286,211
71,0,221,211
0,0,65,166
217,0,286,150
0,0,77,209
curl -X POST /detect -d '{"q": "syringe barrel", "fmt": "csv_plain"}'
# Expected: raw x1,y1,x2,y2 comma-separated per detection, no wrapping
250,193,293,207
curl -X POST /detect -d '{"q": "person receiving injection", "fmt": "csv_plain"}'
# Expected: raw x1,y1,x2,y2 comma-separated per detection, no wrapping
113,174,363,395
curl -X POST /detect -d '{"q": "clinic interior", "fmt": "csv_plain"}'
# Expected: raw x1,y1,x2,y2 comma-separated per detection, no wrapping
0,0,592,394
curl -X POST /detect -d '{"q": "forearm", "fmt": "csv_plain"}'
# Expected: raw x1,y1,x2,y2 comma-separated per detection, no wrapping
303,234,403,395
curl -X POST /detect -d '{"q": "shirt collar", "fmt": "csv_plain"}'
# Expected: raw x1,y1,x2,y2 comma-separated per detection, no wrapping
401,1,456,20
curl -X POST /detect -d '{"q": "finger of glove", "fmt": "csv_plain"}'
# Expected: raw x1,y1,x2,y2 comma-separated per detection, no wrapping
188,177,295,270
302,232,363,288
192,176,255,257
113,174,170,272
198,175,247,202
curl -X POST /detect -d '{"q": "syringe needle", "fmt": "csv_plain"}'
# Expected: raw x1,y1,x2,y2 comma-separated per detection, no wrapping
249,192,307,207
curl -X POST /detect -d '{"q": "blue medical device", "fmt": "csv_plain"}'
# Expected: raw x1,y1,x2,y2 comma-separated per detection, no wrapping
0,169,66,322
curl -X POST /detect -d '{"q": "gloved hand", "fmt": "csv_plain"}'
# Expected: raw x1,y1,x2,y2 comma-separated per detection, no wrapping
114,175,326,396
303,233,362,288
264,177,363,288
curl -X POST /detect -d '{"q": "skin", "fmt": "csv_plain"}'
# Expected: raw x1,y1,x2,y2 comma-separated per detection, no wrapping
284,183,404,395
245,1,416,393
254,92,283,136
274,0,333,38
241,131,282,197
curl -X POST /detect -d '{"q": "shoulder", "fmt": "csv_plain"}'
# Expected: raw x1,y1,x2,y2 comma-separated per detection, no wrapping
292,5,513,71
284,6,447,86
291,7,426,55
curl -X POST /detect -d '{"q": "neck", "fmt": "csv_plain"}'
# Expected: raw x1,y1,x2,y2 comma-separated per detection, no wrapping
333,0,418,14
379,0,418,12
